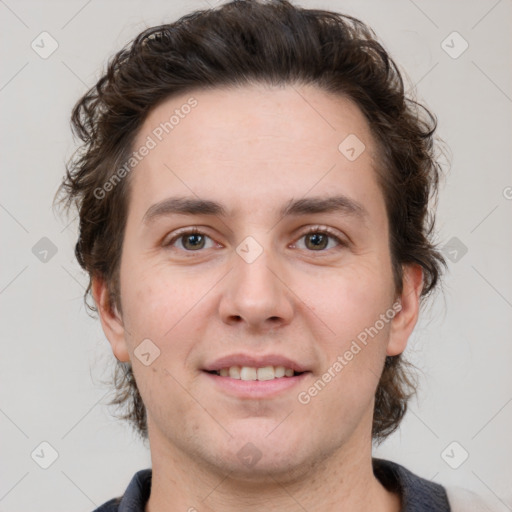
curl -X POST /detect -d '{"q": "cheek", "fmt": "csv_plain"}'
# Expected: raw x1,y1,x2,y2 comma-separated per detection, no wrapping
299,261,394,343
121,267,203,418
297,269,393,424
120,263,205,341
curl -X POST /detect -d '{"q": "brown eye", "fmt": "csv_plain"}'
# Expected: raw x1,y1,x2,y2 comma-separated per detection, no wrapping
165,230,215,251
294,228,345,252
181,233,206,250
305,232,329,250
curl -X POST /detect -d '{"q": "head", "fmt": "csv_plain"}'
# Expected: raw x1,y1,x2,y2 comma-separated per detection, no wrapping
57,0,445,474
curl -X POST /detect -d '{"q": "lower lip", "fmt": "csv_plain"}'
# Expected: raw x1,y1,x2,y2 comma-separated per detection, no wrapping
202,371,310,399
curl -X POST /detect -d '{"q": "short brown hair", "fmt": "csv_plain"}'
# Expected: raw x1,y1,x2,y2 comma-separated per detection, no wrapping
56,0,446,442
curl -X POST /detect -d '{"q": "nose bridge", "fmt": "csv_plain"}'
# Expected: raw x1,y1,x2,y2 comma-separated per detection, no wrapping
219,237,293,328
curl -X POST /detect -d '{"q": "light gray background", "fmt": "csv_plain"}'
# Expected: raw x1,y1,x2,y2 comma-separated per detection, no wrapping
1,0,511,510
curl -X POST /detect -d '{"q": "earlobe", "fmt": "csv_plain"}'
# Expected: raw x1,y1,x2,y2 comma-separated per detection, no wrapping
91,276,130,362
386,264,424,357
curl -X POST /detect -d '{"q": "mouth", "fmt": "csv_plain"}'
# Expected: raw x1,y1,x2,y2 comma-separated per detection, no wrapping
205,365,304,381
202,355,311,398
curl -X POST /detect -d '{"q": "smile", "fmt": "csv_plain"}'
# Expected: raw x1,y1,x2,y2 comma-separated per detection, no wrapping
209,365,302,380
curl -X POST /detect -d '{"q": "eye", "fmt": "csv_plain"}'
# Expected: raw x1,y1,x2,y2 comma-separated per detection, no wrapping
163,226,346,253
294,227,346,251
164,229,216,251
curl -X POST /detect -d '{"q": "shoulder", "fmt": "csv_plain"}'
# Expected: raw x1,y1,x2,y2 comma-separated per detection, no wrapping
90,469,152,512
373,458,450,511
91,497,122,512
445,486,500,512
374,458,501,512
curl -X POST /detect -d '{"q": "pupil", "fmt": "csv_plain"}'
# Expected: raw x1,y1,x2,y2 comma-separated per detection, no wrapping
185,234,204,250
307,233,327,250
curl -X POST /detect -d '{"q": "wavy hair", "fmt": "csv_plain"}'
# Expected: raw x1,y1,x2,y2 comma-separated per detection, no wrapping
56,0,446,441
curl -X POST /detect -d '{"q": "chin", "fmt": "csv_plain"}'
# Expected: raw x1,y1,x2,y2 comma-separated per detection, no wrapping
199,422,315,481
212,450,311,484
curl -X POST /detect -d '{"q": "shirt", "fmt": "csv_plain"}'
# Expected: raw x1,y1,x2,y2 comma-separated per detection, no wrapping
92,458,451,511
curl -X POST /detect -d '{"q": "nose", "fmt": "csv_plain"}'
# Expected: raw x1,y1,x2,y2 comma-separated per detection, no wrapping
218,245,294,332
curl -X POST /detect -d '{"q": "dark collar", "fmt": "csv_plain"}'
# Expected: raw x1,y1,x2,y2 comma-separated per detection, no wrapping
95,458,450,511
373,458,450,511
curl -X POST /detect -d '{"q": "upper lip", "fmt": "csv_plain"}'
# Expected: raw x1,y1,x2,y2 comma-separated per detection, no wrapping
203,353,309,373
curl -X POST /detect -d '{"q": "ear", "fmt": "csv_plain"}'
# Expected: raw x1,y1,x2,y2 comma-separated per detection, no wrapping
386,264,424,356
91,275,130,362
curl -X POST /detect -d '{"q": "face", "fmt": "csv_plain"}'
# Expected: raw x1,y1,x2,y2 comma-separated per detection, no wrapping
94,83,422,480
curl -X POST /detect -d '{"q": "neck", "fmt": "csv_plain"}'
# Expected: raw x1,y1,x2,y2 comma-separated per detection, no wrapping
145,427,400,512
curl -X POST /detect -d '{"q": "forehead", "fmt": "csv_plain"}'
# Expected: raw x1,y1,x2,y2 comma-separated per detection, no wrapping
128,83,384,221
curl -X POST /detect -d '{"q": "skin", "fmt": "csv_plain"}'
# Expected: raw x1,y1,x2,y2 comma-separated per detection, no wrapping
93,83,423,512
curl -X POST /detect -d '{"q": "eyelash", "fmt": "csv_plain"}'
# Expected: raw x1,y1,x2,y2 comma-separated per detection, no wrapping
163,226,347,253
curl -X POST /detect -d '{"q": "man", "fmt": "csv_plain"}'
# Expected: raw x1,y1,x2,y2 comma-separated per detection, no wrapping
57,1,489,510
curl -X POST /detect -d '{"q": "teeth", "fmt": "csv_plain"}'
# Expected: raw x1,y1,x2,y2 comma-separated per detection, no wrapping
274,366,286,378
257,366,275,381
240,367,257,381
215,365,299,380
228,366,241,379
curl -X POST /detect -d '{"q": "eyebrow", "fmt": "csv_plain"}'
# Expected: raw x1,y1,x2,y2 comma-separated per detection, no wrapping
142,195,368,224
